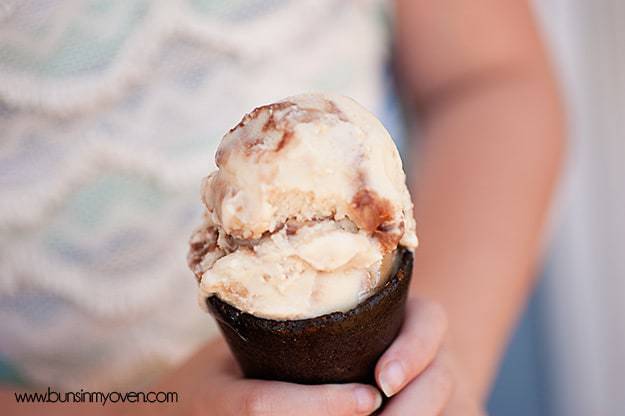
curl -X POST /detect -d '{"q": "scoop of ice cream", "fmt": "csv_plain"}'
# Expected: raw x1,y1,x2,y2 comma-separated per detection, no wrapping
188,93,417,319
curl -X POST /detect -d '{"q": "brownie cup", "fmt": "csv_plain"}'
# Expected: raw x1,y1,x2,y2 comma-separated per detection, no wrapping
206,247,413,385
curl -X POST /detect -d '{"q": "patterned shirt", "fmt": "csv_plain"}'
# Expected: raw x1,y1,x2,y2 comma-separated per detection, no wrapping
0,0,397,389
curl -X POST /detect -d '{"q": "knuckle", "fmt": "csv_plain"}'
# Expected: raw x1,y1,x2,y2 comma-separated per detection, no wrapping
318,388,334,415
242,386,271,416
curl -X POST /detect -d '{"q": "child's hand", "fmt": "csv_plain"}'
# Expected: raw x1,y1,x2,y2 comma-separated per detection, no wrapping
374,298,486,415
143,337,382,416
144,298,484,416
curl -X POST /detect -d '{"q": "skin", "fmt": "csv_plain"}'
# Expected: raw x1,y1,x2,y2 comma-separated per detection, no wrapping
394,0,564,408
1,0,564,414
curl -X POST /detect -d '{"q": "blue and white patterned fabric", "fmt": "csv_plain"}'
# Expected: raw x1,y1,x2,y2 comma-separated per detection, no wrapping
0,0,391,389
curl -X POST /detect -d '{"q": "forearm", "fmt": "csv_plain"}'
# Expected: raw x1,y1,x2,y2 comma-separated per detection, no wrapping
407,68,565,399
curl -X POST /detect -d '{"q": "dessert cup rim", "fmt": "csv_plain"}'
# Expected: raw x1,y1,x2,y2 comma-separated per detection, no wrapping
206,247,413,326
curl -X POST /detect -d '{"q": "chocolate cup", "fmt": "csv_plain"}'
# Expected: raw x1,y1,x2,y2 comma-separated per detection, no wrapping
206,248,413,385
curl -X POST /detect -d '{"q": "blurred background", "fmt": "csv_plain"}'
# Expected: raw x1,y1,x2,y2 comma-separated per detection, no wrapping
0,1,623,415
490,1,625,415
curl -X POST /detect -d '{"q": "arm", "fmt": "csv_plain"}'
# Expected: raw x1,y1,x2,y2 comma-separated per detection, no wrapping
394,0,564,401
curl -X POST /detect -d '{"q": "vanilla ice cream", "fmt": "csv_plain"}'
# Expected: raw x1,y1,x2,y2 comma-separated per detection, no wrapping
188,93,417,319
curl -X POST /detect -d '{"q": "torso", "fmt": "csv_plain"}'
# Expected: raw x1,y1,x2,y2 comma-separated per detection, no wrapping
0,0,391,389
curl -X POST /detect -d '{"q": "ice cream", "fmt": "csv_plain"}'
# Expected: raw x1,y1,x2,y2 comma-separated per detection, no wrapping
188,93,417,319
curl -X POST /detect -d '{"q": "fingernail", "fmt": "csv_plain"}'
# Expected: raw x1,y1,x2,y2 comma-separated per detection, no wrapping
379,360,405,397
354,386,382,413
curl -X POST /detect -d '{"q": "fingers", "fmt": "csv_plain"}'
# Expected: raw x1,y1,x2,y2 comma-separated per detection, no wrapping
375,298,448,397
380,354,454,416
216,380,382,416
200,338,382,416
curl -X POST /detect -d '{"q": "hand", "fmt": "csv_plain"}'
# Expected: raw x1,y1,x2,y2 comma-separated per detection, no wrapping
137,337,383,416
374,298,486,415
